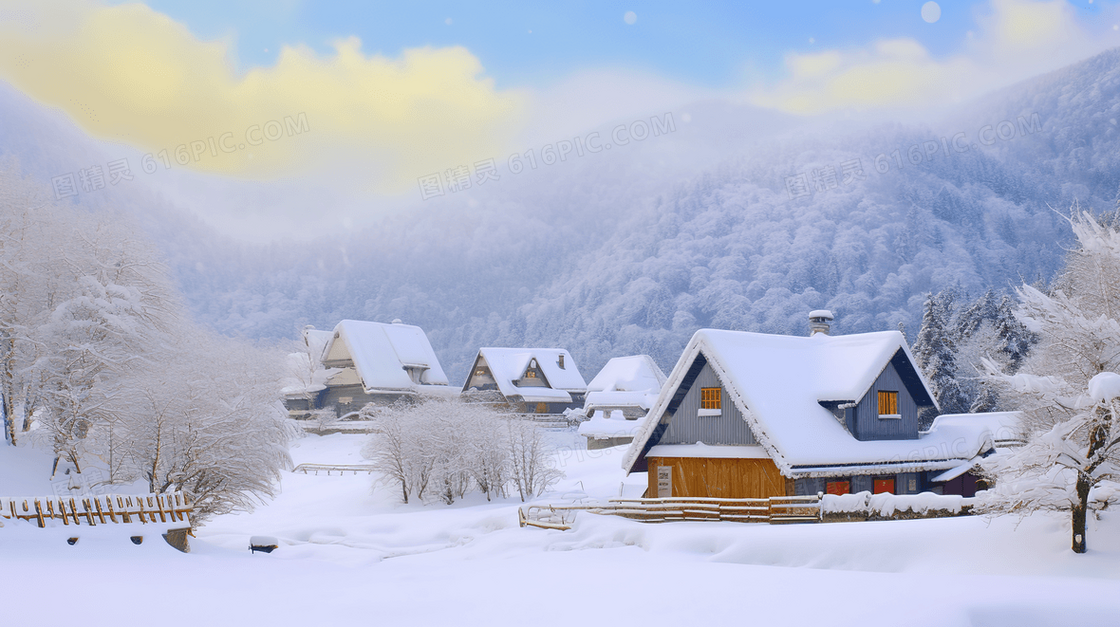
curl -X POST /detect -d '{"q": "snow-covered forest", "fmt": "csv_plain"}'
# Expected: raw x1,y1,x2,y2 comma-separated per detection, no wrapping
8,49,1120,386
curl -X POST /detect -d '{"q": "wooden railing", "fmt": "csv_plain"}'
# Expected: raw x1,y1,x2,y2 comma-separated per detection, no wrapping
0,492,191,528
292,463,378,475
518,495,821,530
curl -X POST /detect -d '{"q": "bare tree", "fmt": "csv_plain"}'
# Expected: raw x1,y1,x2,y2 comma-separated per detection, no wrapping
364,399,562,504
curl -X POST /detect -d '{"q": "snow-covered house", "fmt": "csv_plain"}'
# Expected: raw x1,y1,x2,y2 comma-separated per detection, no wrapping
461,348,586,414
578,355,667,449
284,320,455,418
623,317,1004,499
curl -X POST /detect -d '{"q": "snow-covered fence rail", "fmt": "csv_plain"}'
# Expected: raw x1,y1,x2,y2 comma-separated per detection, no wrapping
518,495,821,529
819,491,975,522
0,492,191,528
292,463,378,476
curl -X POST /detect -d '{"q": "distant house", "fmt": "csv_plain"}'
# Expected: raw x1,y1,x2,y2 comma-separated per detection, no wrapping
284,320,455,419
578,355,667,449
461,348,586,414
623,313,1002,499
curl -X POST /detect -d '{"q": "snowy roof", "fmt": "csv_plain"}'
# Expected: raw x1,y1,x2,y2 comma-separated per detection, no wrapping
586,355,667,392
303,328,334,363
465,347,586,398
584,355,666,411
578,411,648,439
927,411,1025,448
623,329,994,478
322,320,449,392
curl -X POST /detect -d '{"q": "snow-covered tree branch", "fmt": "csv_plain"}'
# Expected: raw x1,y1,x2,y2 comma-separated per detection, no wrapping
980,209,1120,553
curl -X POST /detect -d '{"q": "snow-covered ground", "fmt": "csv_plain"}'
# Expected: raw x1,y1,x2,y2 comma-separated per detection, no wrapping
3,433,1119,626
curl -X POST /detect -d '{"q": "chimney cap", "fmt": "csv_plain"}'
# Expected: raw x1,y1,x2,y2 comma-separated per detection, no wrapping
809,309,834,320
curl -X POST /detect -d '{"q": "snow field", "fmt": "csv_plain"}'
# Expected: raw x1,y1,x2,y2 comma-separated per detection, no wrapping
2,434,1118,626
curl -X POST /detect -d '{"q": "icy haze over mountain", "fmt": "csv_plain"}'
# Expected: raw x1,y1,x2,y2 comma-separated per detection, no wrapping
5,48,1120,385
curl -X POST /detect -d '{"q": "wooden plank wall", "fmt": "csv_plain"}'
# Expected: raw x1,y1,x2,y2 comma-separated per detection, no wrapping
647,457,788,499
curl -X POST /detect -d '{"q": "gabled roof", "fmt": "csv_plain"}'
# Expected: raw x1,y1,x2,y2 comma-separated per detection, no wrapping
586,355,667,392
624,329,992,478
322,320,449,392
584,355,667,410
303,328,334,363
280,328,341,396
465,348,586,401
928,411,1025,448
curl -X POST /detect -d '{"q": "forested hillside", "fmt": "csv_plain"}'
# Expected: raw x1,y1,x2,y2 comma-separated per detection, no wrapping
5,49,1120,385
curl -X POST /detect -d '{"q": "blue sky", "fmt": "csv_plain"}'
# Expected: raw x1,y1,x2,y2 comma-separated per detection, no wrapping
4,1,1120,238
132,1,1109,89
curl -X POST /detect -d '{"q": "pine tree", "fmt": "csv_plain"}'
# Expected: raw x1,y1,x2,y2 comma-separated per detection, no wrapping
913,290,968,417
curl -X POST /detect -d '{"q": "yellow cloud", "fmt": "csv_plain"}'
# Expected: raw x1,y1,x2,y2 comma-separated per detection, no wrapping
749,0,1096,115
0,0,525,191
991,0,1071,50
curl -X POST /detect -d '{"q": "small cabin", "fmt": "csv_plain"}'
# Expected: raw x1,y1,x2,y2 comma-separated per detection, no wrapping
624,317,1001,499
578,355,667,449
461,348,586,414
284,320,455,418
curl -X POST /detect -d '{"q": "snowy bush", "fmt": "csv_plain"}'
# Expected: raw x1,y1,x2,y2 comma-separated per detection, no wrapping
362,400,563,504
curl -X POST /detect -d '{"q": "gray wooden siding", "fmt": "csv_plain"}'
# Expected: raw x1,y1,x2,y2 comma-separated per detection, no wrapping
794,478,826,496
851,475,873,494
849,359,920,441
661,363,758,446
516,362,548,387
463,356,490,391
895,472,921,495
321,384,409,416
795,472,926,496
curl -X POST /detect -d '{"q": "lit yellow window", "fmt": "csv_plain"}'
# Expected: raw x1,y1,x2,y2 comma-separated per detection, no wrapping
878,391,898,415
700,387,721,410
525,370,537,379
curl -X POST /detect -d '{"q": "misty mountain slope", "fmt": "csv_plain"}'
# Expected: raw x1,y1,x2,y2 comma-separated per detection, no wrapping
505,129,1068,374
5,49,1120,385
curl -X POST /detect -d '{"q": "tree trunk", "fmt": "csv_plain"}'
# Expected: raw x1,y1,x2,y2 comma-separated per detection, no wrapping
1073,410,1111,554
2,391,12,446
2,332,16,446
1072,474,1090,554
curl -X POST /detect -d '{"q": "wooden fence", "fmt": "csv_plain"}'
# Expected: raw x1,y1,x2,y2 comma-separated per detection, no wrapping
518,495,821,530
0,492,191,528
291,463,378,475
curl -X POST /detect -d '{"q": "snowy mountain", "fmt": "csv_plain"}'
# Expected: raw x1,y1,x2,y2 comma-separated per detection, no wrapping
5,49,1120,385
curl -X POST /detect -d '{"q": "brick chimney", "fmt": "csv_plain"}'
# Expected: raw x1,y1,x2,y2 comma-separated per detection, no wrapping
809,310,834,336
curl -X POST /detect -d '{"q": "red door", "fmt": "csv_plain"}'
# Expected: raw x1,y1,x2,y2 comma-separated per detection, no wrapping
826,480,850,495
